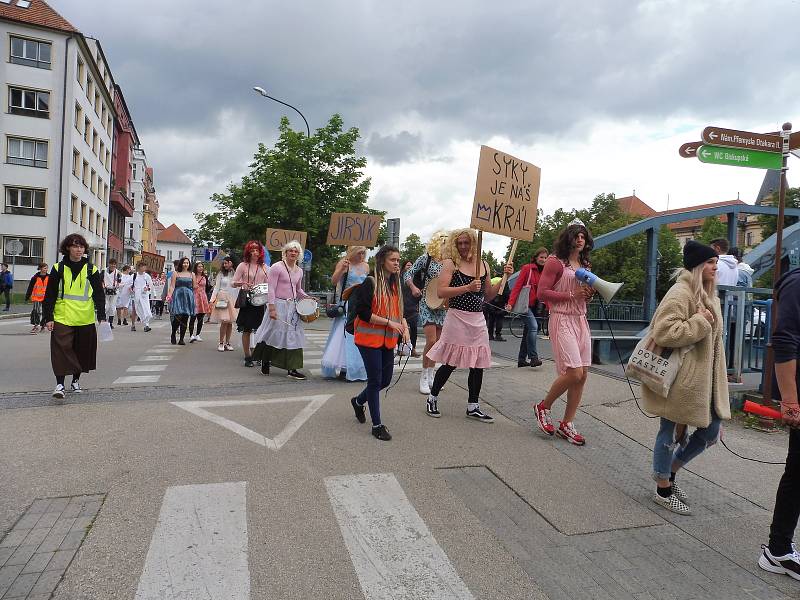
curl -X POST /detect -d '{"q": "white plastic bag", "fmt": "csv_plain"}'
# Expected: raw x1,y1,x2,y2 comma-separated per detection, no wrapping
97,321,114,342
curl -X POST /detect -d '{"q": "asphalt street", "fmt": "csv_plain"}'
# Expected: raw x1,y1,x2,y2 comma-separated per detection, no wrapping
0,315,796,599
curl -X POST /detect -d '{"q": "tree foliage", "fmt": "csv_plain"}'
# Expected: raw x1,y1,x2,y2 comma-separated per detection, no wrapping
758,187,800,240
400,233,426,266
194,114,378,288
509,193,682,301
697,216,728,244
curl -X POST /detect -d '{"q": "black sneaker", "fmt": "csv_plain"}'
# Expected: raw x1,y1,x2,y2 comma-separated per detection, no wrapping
488,334,495,341
530,358,543,367
351,397,366,423
143,326,151,332
123,319,128,326
244,358,254,367
466,406,495,423
426,396,441,418
260,361,270,376
287,370,307,380
759,544,800,581
109,323,114,329
337,371,348,381
372,425,392,441
171,333,177,345
178,339,186,345
495,335,506,342
517,360,530,367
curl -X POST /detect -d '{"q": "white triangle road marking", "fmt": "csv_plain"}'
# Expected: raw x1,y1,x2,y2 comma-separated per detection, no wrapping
171,395,333,451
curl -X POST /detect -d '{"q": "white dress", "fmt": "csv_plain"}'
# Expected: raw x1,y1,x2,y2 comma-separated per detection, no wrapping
116,274,133,309
103,268,120,318
131,272,153,325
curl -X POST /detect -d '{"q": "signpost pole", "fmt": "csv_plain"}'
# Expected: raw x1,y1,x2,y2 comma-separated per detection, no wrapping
762,121,792,405
475,231,483,282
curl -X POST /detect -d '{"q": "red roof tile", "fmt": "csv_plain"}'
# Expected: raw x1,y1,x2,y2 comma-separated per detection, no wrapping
616,195,658,217
157,224,193,245
0,0,77,33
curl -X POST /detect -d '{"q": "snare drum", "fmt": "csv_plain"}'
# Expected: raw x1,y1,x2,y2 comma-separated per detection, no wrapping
424,276,446,310
249,283,270,306
296,298,319,323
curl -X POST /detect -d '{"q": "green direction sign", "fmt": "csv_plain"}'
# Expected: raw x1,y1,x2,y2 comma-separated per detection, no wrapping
697,144,782,170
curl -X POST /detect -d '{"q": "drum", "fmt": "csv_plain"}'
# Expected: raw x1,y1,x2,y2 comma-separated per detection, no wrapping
296,298,319,323
424,277,446,310
249,283,270,306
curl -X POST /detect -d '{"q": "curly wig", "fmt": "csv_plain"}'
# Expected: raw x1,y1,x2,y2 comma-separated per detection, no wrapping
445,228,478,268
553,223,593,268
59,233,88,256
242,240,265,264
281,240,303,262
426,230,450,261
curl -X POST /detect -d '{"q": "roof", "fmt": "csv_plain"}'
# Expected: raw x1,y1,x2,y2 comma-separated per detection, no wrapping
616,195,658,217
0,0,77,33
157,224,193,245
756,169,781,204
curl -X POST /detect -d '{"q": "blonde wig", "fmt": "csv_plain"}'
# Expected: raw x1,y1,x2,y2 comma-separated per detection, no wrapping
281,240,303,262
445,228,478,268
346,245,368,263
426,231,450,261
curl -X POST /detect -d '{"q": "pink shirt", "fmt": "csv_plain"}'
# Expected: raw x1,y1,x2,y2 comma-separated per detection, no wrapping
268,261,307,303
233,262,269,288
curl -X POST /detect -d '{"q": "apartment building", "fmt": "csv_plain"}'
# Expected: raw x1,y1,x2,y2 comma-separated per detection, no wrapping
1,0,115,282
109,85,137,264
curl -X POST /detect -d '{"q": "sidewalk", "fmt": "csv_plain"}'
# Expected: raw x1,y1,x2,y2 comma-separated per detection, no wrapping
441,358,795,600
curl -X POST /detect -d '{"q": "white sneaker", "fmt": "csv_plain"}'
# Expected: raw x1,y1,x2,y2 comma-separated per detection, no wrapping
224,344,234,351
652,492,690,515
70,381,82,393
218,343,225,352
189,335,197,343
419,370,430,395
195,335,202,342
759,544,800,581
52,384,65,399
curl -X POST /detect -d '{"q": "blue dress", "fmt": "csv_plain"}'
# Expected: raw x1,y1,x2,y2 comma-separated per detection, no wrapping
321,266,368,381
404,253,446,327
170,277,195,317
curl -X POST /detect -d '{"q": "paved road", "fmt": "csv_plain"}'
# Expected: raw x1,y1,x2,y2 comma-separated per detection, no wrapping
0,316,796,599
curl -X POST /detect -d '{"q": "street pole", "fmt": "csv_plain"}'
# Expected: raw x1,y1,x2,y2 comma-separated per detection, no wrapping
762,121,792,404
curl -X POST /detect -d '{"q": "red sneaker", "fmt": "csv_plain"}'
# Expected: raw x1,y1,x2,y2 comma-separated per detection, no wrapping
557,421,586,446
534,402,555,436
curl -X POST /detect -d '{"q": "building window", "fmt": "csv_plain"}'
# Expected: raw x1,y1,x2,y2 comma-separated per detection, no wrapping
82,160,89,186
5,186,45,216
7,137,47,168
97,177,103,199
77,57,85,87
99,141,105,161
746,232,753,246
10,36,51,69
86,77,94,101
105,149,111,171
3,236,44,266
102,218,107,238
70,195,78,223
8,87,49,118
84,117,91,145
91,169,97,194
88,208,95,232
166,250,173,261
94,91,100,115
96,213,102,235
72,148,80,177
80,202,87,228
74,103,83,130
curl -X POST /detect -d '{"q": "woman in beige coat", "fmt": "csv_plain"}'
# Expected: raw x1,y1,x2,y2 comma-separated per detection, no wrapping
644,240,731,515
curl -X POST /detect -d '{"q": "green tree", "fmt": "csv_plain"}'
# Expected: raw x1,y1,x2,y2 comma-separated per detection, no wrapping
400,233,426,265
697,216,728,244
195,114,379,288
758,187,800,240
481,251,501,275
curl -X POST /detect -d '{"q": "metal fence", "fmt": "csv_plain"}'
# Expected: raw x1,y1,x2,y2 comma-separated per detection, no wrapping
586,301,645,321
718,285,773,389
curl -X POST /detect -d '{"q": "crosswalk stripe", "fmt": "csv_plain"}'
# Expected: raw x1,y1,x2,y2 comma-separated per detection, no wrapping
113,375,161,384
127,365,167,372
326,473,474,599
309,362,501,377
137,356,173,361
147,349,178,354
135,482,249,599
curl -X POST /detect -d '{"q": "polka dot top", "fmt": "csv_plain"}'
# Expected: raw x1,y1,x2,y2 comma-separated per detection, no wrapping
448,269,487,312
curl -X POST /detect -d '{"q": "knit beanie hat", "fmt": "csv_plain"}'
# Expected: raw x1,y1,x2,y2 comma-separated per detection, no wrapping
683,240,717,270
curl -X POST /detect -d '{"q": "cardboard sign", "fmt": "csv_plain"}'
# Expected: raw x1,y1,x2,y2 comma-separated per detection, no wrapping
137,251,165,273
470,145,540,240
326,212,383,247
265,228,307,252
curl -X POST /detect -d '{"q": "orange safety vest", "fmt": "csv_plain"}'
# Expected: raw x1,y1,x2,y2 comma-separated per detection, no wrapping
354,291,401,349
31,275,48,302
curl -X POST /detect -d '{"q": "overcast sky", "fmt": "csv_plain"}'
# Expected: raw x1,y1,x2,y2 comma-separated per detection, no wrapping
54,0,800,256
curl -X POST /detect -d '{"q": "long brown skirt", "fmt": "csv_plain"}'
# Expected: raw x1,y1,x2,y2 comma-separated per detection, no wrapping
51,322,97,376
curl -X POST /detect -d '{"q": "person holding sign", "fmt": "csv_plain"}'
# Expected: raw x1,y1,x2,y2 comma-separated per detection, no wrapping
425,228,513,422
321,246,369,381
349,245,409,441
533,220,595,445
404,231,450,395
251,241,310,380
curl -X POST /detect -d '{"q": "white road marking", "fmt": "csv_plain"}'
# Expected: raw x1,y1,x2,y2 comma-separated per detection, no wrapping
325,473,474,600
138,355,173,361
113,375,161,384
309,361,501,377
134,482,250,600
171,395,333,451
127,365,168,372
147,349,178,354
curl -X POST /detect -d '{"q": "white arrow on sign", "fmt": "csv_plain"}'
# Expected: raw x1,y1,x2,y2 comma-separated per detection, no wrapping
709,131,718,141
701,149,712,159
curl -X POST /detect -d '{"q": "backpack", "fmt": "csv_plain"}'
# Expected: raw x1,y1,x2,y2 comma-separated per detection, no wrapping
345,277,373,335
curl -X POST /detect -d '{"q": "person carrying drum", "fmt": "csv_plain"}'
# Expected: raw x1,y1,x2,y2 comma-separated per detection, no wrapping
252,241,311,380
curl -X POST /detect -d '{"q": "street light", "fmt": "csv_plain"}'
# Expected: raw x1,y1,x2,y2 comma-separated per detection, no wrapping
252,86,310,138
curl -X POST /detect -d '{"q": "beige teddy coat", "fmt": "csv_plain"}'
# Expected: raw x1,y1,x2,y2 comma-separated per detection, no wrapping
640,270,731,428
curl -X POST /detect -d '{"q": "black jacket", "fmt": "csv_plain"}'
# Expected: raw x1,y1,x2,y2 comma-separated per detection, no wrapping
771,269,800,400
42,258,105,324
25,273,48,301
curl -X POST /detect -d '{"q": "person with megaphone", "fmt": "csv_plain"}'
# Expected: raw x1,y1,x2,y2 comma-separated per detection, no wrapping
533,219,595,446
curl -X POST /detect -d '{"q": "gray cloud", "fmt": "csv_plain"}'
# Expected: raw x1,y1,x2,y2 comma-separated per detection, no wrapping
51,0,800,229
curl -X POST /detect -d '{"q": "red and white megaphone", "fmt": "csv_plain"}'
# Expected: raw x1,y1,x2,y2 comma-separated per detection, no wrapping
575,268,623,303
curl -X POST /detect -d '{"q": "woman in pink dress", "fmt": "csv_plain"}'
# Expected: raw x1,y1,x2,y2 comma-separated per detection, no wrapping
534,220,595,445
425,228,513,422
189,261,211,342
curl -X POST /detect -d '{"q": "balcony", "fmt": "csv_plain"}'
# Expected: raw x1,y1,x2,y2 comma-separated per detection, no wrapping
124,237,142,252
110,189,134,218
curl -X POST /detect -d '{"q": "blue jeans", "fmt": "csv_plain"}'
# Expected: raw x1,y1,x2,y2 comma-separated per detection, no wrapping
517,308,539,362
356,345,395,427
652,409,721,480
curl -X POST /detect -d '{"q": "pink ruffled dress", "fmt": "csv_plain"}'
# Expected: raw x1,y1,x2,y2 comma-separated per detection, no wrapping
426,270,492,369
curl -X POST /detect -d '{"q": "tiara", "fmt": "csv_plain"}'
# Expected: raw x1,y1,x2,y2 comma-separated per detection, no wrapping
569,218,586,228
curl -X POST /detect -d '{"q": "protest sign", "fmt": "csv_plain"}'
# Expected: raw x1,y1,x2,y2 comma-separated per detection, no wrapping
137,251,165,273
326,213,383,247
265,228,308,252
470,145,540,240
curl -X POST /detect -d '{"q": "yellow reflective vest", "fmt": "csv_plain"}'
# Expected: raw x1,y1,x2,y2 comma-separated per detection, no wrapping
53,262,98,326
